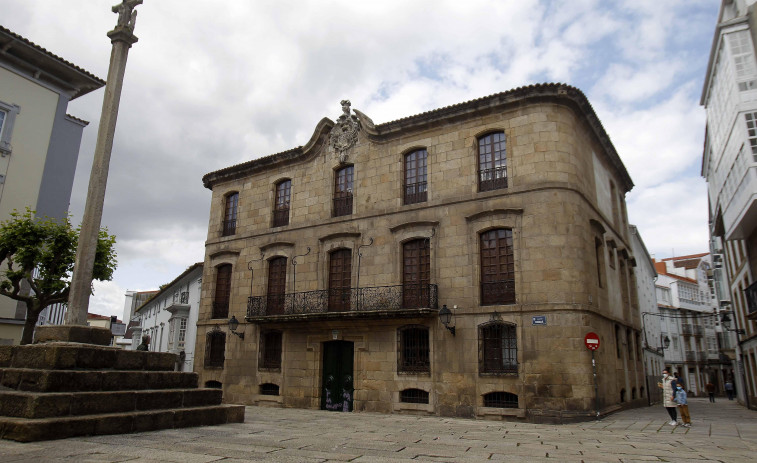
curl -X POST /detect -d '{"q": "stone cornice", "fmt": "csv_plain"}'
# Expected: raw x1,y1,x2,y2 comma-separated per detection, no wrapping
202,83,634,192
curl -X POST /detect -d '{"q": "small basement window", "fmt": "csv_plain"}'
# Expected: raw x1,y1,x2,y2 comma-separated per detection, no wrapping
400,388,429,404
260,383,280,396
483,391,518,408
205,380,222,389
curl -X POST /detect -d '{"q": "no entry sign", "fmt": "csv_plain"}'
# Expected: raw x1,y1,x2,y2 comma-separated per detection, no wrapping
584,332,600,351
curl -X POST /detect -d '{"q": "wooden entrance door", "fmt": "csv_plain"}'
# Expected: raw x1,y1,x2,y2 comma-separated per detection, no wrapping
328,249,352,312
402,239,430,308
321,341,354,412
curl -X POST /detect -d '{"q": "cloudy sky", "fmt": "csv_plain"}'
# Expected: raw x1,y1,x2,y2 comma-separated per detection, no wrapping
3,0,719,319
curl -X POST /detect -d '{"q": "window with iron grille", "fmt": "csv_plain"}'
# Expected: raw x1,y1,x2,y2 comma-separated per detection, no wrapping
479,322,517,375
400,388,429,404
222,192,238,236
267,257,287,315
259,330,282,370
398,325,430,374
273,179,291,227
328,249,352,312
260,383,280,396
483,391,518,408
478,131,507,192
480,229,515,305
204,330,225,368
333,165,354,217
213,264,232,319
404,149,428,205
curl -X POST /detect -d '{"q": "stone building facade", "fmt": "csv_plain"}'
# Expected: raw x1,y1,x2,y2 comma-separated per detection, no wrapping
197,83,644,422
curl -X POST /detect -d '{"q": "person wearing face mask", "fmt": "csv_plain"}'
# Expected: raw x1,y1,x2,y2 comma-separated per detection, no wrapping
657,369,678,426
674,382,691,427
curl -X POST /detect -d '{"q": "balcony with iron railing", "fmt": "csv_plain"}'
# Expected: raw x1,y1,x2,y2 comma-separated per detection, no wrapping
222,219,236,236
404,182,427,205
272,207,289,227
247,284,438,322
479,166,507,192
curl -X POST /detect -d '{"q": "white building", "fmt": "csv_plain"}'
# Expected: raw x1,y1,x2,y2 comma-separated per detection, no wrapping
654,254,724,396
701,0,757,408
0,26,104,344
629,226,664,402
132,263,202,372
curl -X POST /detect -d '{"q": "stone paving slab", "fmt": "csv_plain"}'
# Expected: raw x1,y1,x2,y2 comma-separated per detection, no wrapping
0,398,756,462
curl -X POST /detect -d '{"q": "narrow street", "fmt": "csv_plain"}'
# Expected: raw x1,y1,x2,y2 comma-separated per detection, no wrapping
2,397,755,462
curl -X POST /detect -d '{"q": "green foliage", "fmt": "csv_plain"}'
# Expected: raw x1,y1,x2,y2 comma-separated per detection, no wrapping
0,208,118,344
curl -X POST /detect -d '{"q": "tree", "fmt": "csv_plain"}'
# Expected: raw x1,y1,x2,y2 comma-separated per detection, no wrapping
0,209,117,344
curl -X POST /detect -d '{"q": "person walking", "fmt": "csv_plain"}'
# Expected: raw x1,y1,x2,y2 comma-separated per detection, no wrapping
725,380,735,400
658,369,678,426
705,381,716,403
674,383,691,427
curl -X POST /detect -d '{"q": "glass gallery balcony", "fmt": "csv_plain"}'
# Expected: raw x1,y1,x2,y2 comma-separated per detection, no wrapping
246,284,438,322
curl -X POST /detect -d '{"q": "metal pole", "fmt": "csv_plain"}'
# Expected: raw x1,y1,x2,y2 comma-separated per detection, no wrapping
592,350,599,419
291,247,310,312
356,238,373,311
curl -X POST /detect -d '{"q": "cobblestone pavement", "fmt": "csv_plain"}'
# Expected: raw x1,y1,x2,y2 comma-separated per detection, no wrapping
2,397,756,462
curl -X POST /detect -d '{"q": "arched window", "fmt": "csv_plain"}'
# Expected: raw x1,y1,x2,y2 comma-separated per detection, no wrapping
479,321,517,375
222,192,239,236
400,388,429,404
267,257,287,315
333,165,354,217
404,149,427,205
205,330,226,368
478,131,507,191
328,249,352,312
480,229,515,305
273,180,291,227
212,264,232,319
397,325,430,374
483,391,518,408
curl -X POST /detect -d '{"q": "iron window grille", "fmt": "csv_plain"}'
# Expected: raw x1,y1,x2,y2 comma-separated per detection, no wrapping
404,149,428,205
400,388,429,404
259,330,282,370
483,391,518,408
479,322,517,375
222,192,239,236
204,330,226,368
273,180,291,227
260,383,280,396
398,325,430,374
478,131,507,192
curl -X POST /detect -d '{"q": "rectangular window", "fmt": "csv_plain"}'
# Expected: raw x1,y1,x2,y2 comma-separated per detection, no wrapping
273,180,291,227
178,318,187,349
0,101,19,156
259,330,282,370
328,249,352,312
402,239,431,309
223,192,239,236
205,331,226,368
479,323,517,374
478,132,507,192
480,229,515,305
404,149,428,205
333,166,354,217
213,264,232,319
398,326,430,374
267,257,287,315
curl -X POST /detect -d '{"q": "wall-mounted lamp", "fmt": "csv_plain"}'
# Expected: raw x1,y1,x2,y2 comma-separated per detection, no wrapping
720,312,746,335
228,315,245,340
660,335,670,353
439,304,456,336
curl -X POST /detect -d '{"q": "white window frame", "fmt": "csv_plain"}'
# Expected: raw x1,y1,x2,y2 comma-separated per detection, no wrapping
0,101,20,157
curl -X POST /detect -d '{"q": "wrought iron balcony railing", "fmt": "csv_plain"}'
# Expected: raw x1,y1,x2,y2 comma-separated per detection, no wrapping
478,166,508,192
404,182,427,205
272,207,289,227
333,194,353,217
212,300,229,319
222,219,236,236
247,284,438,317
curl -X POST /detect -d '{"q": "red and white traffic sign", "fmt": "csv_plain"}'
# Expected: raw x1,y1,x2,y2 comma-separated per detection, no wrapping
584,332,600,351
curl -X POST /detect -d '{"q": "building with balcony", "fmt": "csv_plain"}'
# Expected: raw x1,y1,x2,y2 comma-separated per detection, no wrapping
0,26,105,345
197,84,645,423
131,263,202,372
653,254,725,396
701,0,757,407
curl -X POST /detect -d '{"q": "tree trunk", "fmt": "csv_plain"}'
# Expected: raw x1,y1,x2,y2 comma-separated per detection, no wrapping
20,302,41,345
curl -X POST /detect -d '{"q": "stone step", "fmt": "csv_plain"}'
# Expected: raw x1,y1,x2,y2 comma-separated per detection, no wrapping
0,388,223,419
0,344,177,371
0,404,246,442
0,368,199,392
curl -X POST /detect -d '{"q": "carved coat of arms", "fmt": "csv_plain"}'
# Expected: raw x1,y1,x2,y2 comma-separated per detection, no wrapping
329,100,361,164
